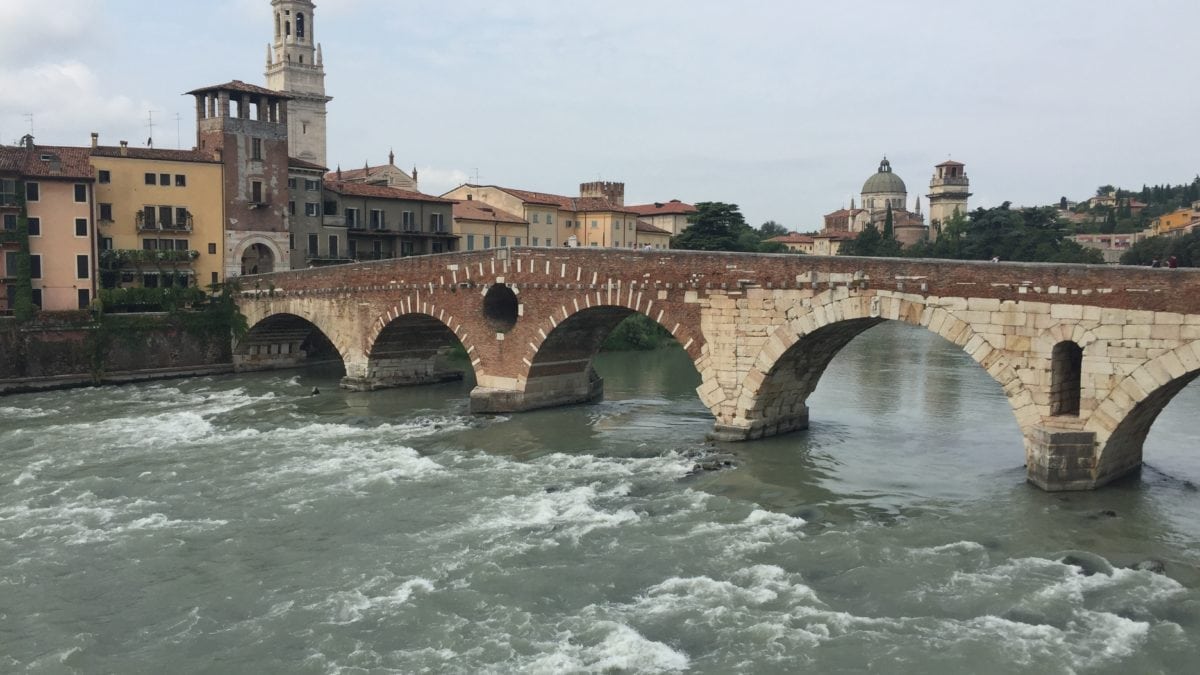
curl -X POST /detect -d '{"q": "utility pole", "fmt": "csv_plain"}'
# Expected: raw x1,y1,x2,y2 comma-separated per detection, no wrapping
174,113,182,149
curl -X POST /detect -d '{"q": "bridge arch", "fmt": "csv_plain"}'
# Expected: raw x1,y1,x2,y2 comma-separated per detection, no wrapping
1086,340,1200,483
720,291,1033,441
354,299,479,391
235,306,351,374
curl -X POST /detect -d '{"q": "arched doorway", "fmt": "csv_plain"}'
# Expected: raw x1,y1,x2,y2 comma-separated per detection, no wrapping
241,243,275,276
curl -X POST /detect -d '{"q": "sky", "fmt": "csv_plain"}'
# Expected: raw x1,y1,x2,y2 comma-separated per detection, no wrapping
2,0,1198,230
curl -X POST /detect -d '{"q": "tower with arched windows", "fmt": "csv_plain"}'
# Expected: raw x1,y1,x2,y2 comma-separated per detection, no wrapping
265,0,331,166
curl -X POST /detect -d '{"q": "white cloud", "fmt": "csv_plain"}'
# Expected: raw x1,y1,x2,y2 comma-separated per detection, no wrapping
416,167,471,197
0,61,149,145
0,0,98,65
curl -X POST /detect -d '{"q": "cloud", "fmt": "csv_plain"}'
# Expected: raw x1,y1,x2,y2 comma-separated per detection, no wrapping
0,0,98,66
415,167,471,197
0,61,149,145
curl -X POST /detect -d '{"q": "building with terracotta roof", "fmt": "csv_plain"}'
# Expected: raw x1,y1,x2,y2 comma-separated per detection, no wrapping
1150,203,1200,237
0,136,96,312
625,199,697,236
442,181,660,249
635,220,672,249
327,151,418,192
323,180,457,259
452,200,529,251
766,232,816,254
89,134,226,291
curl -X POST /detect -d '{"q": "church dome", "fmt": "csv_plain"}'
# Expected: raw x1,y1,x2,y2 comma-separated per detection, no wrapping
861,157,907,195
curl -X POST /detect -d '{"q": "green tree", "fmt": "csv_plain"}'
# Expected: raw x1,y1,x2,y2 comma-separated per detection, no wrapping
757,220,789,239
671,202,751,252
12,181,34,321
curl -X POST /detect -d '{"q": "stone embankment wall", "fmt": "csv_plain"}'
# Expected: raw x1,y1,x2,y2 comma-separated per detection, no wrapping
0,312,233,394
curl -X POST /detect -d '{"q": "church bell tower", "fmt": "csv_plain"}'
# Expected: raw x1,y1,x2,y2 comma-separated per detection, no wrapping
927,160,971,241
265,0,331,166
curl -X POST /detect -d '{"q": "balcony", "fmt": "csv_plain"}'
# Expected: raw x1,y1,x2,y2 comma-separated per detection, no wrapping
137,211,194,232
100,248,200,269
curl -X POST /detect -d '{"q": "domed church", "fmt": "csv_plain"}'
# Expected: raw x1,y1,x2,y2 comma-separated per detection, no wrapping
823,156,942,247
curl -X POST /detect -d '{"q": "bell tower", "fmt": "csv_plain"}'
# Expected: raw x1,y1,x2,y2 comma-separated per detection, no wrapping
265,0,331,166
927,160,971,241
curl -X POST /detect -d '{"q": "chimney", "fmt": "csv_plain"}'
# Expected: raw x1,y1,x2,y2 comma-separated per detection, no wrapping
90,132,99,149
119,140,128,156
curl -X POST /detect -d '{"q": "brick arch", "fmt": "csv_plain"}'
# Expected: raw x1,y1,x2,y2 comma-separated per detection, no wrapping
237,300,356,368
727,291,1031,437
364,296,482,378
520,286,709,397
1086,340,1200,478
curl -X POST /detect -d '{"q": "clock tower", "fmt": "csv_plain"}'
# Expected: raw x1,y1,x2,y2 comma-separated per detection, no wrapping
265,0,331,166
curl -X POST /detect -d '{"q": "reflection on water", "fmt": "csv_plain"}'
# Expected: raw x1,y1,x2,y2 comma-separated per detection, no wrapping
0,321,1197,673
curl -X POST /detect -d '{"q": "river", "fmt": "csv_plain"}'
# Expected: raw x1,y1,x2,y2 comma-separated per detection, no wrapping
1,322,1198,673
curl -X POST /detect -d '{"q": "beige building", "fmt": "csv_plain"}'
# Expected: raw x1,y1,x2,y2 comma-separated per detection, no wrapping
626,199,697,236
452,200,529,251
766,232,816,254
265,0,332,166
634,221,672,249
89,137,226,290
0,137,96,311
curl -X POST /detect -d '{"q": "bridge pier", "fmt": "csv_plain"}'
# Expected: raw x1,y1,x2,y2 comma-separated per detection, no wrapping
469,368,604,413
1024,425,1141,491
233,339,309,372
707,405,810,442
340,355,464,391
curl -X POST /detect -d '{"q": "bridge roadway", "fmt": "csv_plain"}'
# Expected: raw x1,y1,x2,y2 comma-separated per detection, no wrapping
234,248,1200,492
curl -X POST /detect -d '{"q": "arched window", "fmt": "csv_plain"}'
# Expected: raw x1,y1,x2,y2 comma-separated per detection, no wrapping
297,13,306,39
275,13,281,38
1051,341,1083,416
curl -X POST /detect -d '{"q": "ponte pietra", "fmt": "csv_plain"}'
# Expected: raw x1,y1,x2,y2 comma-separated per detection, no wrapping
235,248,1200,492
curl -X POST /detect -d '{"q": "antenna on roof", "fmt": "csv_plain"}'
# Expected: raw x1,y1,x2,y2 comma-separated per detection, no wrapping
174,112,182,150
145,109,159,147
472,168,480,184
23,113,34,136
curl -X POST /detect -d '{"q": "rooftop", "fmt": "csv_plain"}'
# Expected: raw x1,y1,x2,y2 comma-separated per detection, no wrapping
626,199,698,216
324,180,454,203
453,201,527,224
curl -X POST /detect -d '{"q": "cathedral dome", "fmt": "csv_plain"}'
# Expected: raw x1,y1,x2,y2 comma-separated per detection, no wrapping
861,157,907,195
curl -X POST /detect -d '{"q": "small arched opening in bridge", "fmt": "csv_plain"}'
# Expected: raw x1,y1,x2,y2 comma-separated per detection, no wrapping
235,313,345,375
740,320,1025,492
1050,341,1083,416
356,313,474,392
241,243,275,276
483,284,519,333
524,306,700,414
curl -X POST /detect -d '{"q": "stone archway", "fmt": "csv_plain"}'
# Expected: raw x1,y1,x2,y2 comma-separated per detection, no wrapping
241,243,275,276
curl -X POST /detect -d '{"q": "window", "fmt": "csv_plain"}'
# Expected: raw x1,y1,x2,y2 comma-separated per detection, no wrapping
307,234,318,255
289,201,296,216
159,173,170,186
304,179,319,191
547,214,553,224
4,251,17,274
591,220,598,228
466,234,475,251
175,174,186,187
324,200,337,216
27,217,40,236
1051,341,1083,416
30,254,42,279
370,209,384,229
145,173,156,185
499,236,508,247
74,184,87,202
628,222,634,230
532,213,539,224
532,237,539,246
344,208,360,227
614,222,619,230
305,202,319,217
175,207,188,227
99,203,113,221
0,178,16,205
2,214,15,230
328,235,338,258
159,206,173,227
30,289,42,309
75,218,88,237
287,178,298,189
402,211,416,231
76,254,89,279
514,238,521,246
211,271,219,286
348,241,358,258
96,170,110,184
208,243,217,254
429,213,444,232
174,239,189,251
251,138,263,161
100,237,113,251
483,235,491,249
251,181,263,203
26,182,39,201
546,238,553,246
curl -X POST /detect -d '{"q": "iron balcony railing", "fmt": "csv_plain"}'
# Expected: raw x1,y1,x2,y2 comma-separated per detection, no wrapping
137,211,194,232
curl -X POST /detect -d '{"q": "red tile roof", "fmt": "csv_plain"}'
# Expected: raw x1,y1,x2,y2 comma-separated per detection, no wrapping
326,163,412,182
0,142,94,179
768,233,815,244
462,185,637,214
324,180,454,203
635,220,671,235
824,208,867,218
186,79,293,98
936,160,965,167
91,145,219,164
626,199,697,216
814,230,859,240
453,201,527,224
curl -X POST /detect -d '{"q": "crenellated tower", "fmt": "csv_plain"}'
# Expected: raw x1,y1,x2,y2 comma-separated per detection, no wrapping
265,0,331,165
927,160,971,240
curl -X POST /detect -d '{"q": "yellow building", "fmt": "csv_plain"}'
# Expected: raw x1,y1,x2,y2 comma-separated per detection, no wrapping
1151,203,1200,237
89,137,226,290
452,200,529,250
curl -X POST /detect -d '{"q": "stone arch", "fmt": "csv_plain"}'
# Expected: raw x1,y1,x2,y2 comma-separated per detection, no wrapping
725,291,1031,440
1087,340,1200,480
233,236,286,277
360,297,481,388
1050,341,1083,416
235,305,351,374
517,287,707,412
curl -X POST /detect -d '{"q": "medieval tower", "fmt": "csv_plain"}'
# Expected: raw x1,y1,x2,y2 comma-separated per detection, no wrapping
927,160,971,240
265,0,331,166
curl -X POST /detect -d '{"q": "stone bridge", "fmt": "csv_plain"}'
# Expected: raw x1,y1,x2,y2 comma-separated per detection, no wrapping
234,248,1200,492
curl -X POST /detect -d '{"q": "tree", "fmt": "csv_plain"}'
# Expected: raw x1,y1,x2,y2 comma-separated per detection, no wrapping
757,220,789,239
672,202,754,252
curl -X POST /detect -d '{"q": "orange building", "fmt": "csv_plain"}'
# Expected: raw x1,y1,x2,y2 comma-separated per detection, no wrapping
0,136,96,311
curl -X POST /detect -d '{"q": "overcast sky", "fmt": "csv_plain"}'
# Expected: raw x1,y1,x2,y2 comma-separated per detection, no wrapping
2,0,1197,229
